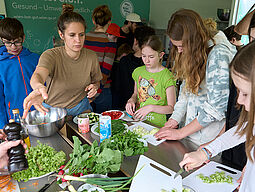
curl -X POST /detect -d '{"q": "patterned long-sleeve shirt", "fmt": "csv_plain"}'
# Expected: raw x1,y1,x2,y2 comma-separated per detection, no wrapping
84,31,116,91
205,123,255,192
171,31,237,145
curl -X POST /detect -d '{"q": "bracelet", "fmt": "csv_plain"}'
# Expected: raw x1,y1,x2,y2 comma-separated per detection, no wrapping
201,148,211,160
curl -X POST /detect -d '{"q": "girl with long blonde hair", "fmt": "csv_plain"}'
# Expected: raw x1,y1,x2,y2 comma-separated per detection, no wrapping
155,9,236,145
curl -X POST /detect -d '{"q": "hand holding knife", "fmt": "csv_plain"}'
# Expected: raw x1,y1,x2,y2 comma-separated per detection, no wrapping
174,167,185,179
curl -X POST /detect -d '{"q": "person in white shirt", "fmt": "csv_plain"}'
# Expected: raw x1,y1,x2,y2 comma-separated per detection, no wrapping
179,41,255,192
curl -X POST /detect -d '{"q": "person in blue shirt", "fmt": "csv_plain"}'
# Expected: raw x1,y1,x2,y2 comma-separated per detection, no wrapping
0,18,39,129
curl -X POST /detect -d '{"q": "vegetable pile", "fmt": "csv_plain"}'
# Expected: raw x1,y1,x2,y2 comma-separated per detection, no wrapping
95,119,127,135
102,130,148,157
101,111,123,120
56,166,143,192
133,125,160,137
87,113,100,124
12,140,66,182
57,174,136,192
78,113,100,124
196,171,233,184
64,136,122,175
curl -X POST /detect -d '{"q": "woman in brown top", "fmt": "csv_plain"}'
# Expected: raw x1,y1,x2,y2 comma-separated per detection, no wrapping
22,4,102,118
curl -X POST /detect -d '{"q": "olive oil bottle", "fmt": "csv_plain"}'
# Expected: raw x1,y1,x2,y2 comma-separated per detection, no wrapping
12,109,31,148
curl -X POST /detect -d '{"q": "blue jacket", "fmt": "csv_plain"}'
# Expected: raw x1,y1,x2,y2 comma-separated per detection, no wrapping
0,46,39,129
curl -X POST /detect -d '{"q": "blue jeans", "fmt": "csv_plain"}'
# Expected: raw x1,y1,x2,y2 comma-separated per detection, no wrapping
42,96,93,116
91,88,112,113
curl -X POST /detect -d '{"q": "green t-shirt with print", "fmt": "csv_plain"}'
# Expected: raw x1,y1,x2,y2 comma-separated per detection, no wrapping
132,66,176,127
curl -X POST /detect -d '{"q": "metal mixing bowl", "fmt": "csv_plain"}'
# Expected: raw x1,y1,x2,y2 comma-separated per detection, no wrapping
23,107,67,137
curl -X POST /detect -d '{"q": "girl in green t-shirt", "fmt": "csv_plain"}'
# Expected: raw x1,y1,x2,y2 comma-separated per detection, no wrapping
125,35,176,127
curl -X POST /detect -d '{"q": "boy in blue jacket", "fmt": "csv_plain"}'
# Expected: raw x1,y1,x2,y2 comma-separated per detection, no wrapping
0,18,39,129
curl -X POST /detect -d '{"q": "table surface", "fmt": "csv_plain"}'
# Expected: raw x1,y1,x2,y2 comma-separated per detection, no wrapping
65,119,200,178
18,118,219,192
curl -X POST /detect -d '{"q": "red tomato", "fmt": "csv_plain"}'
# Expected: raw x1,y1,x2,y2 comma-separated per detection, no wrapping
102,111,122,120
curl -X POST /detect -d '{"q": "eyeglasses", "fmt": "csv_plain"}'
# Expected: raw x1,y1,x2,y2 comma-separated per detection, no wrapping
2,40,23,47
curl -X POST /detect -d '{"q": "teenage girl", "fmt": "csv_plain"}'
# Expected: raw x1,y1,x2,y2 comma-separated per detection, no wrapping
154,9,236,145
179,41,255,192
125,35,176,127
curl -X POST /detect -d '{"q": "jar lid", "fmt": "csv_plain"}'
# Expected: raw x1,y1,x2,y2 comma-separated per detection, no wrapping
12,108,20,114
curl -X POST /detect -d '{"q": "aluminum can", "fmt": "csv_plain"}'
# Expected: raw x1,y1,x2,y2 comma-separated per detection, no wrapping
99,116,111,142
78,114,90,134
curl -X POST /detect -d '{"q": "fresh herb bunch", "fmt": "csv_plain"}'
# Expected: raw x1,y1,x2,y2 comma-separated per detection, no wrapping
12,140,66,182
95,119,127,135
102,130,149,157
64,136,122,175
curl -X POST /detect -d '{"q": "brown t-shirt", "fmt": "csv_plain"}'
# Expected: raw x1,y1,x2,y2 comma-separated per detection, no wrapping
38,46,102,109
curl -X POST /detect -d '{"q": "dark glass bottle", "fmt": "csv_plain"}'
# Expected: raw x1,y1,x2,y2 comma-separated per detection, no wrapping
3,122,28,173
12,108,31,148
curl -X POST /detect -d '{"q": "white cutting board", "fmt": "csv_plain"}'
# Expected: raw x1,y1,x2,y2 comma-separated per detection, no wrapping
183,161,242,192
128,122,166,146
130,155,182,192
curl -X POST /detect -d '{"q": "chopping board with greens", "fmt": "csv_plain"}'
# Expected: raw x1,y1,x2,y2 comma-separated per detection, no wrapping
183,161,242,192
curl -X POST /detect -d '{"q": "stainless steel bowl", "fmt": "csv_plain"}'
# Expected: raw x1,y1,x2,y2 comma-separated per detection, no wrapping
23,107,67,137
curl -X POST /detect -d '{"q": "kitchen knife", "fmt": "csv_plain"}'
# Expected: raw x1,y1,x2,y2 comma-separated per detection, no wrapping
174,167,184,179
38,178,56,192
150,163,172,177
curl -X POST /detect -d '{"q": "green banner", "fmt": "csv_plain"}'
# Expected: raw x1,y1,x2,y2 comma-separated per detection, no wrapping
5,0,149,54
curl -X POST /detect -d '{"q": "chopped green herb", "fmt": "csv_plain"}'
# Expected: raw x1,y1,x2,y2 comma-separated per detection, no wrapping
196,171,233,184
12,140,66,182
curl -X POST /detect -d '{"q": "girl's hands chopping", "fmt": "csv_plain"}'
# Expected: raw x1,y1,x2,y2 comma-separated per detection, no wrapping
179,150,208,172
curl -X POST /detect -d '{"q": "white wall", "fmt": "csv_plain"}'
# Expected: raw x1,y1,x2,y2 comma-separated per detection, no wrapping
149,0,232,29
149,0,232,52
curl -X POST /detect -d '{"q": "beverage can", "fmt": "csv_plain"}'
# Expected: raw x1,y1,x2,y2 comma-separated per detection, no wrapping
78,114,90,134
99,116,111,143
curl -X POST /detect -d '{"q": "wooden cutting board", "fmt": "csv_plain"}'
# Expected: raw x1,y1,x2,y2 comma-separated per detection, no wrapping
130,155,182,192
183,161,242,192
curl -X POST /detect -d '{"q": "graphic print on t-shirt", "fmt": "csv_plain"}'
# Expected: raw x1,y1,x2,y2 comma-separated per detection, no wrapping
138,75,161,104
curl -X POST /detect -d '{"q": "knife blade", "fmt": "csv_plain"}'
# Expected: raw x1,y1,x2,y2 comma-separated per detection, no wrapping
38,179,56,192
150,163,172,177
174,167,184,179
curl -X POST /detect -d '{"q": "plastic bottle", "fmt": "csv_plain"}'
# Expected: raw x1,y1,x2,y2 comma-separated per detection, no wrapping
12,109,31,148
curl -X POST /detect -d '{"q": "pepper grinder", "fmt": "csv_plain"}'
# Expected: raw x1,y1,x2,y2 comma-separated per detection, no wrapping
3,122,28,173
